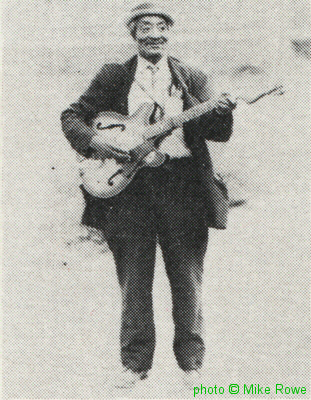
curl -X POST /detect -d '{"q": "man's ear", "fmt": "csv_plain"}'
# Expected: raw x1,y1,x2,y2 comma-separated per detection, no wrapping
128,21,137,39
131,27,137,39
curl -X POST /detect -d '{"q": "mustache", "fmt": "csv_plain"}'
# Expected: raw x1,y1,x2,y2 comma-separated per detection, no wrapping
139,37,168,45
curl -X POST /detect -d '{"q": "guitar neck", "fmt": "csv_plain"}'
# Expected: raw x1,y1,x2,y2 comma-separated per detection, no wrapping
172,99,217,127
143,84,282,143
145,98,216,142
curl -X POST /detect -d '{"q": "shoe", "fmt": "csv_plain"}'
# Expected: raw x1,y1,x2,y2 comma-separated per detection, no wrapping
114,368,148,389
182,369,201,389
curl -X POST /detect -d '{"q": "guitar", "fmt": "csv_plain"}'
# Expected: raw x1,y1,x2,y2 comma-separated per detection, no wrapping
78,85,283,199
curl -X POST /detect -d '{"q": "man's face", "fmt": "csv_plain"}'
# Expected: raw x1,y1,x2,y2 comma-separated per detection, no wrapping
134,15,170,58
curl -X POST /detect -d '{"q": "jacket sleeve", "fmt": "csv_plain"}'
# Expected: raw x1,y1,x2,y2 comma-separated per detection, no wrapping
61,66,112,155
189,69,233,142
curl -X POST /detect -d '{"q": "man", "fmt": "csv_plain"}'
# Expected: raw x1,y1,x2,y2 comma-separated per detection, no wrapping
61,2,236,389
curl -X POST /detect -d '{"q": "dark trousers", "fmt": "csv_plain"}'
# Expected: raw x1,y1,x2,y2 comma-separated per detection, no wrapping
102,157,209,372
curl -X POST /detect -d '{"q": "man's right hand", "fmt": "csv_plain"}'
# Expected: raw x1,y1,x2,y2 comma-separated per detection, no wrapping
90,134,131,162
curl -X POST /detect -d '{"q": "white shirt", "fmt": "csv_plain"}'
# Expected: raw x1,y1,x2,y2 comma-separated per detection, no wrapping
128,55,191,159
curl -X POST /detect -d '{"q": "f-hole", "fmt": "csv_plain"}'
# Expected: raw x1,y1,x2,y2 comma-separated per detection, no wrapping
97,123,126,131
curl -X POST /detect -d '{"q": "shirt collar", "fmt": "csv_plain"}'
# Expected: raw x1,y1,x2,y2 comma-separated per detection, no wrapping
137,54,169,74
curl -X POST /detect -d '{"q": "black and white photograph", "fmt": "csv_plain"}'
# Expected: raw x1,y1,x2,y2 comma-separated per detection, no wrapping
2,0,310,398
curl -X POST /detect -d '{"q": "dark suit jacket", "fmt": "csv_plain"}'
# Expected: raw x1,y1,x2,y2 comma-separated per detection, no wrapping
61,55,234,229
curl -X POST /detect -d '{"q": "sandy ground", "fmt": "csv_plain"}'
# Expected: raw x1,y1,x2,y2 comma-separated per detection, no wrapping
3,0,311,398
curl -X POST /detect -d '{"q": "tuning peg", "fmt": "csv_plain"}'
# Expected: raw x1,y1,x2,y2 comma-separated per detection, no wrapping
274,85,285,96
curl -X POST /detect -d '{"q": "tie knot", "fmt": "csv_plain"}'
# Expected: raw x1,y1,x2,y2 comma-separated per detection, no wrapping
147,65,159,74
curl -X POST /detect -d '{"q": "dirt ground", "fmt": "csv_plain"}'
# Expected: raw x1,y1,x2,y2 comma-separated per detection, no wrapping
3,0,310,398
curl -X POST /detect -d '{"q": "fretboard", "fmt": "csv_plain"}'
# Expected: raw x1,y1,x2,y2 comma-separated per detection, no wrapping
143,98,217,142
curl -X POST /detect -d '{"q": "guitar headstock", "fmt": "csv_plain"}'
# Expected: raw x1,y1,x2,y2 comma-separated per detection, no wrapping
220,65,285,105
238,84,284,104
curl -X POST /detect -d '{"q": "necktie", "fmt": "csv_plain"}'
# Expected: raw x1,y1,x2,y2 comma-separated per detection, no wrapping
147,64,159,91
146,65,163,124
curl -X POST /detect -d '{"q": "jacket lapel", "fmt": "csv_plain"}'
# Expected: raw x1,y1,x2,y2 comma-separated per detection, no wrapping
168,57,199,110
168,57,189,93
117,55,138,115
122,55,138,89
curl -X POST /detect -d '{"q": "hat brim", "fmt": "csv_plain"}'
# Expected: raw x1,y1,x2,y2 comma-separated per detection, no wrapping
126,10,174,28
